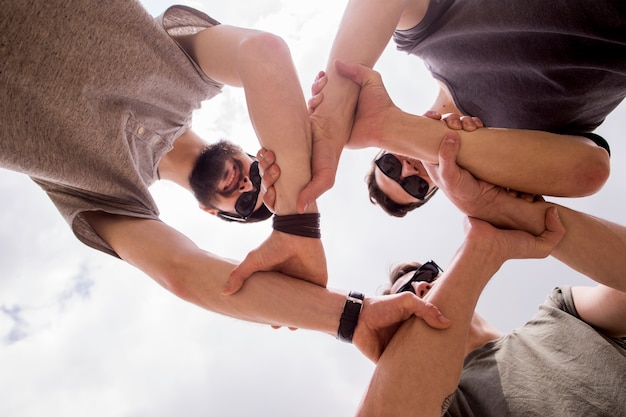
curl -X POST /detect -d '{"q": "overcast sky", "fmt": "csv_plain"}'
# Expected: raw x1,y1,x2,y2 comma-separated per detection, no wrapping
1,1,625,416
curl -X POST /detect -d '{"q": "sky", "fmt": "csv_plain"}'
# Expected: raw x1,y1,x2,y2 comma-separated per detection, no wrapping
1,1,625,416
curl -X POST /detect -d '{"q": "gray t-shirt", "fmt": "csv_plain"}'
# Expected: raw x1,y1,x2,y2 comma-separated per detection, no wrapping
446,287,626,417
0,1,223,256
394,0,626,138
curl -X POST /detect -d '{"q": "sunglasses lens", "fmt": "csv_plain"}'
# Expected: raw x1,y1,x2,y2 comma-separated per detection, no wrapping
249,161,261,188
234,191,257,218
376,154,402,179
401,176,429,200
233,161,261,218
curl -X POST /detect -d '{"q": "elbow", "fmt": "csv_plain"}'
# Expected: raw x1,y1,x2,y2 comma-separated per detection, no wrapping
237,31,293,72
574,150,611,196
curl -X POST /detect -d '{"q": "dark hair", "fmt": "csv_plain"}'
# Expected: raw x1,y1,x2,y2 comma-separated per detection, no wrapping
366,163,429,217
189,140,273,224
377,262,423,295
189,140,239,208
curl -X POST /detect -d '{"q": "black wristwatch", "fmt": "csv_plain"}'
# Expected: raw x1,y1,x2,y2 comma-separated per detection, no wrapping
337,291,364,343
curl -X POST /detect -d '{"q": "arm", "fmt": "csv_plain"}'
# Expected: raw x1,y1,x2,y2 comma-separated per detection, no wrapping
300,0,426,209
82,212,449,359
336,61,610,197
177,25,328,292
572,285,626,338
424,134,626,293
356,210,565,416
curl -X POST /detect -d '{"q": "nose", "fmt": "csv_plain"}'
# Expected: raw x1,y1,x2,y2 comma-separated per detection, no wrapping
412,281,432,298
239,176,255,192
401,158,421,177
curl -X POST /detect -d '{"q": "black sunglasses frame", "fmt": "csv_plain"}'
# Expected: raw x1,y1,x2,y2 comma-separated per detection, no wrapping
375,153,435,200
395,260,443,294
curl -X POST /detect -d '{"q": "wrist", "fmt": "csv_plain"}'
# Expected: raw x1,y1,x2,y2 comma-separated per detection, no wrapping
337,291,364,343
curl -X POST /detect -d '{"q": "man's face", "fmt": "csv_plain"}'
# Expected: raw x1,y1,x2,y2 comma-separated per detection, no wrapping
207,153,266,217
374,153,435,205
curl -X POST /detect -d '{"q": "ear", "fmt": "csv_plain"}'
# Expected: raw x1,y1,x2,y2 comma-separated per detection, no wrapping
199,204,218,216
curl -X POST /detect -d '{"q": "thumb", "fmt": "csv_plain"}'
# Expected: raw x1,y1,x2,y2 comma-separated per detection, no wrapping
223,253,262,295
540,207,566,251
438,132,461,164
297,174,333,213
334,59,373,87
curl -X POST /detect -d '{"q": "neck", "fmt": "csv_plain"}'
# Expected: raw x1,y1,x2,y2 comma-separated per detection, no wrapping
465,313,503,356
158,130,205,192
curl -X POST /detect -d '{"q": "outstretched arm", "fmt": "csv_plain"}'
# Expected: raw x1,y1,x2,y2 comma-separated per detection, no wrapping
177,25,327,293
334,61,609,197
356,210,565,416
424,133,626,293
83,212,450,361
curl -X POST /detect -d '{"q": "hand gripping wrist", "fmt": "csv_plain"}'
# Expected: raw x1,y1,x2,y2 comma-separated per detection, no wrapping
337,291,364,343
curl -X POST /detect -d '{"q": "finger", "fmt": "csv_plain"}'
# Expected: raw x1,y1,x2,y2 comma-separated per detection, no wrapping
307,92,324,114
541,207,566,250
257,149,275,172
311,71,327,95
262,185,276,211
460,116,478,131
413,298,451,329
436,132,461,170
260,164,280,191
472,117,484,128
423,110,442,120
223,255,261,295
297,173,334,213
442,113,462,130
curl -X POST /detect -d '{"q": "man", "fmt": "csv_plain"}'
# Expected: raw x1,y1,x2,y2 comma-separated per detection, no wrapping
0,0,449,357
354,133,626,417
296,0,624,216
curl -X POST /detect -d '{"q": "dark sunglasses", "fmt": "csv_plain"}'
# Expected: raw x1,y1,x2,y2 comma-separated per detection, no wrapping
217,160,261,221
375,153,434,200
395,260,443,294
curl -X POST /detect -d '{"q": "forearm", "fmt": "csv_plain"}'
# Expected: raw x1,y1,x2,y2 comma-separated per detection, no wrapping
319,0,406,141
357,238,502,416
378,112,609,196
178,250,344,333
237,33,316,214
467,196,626,292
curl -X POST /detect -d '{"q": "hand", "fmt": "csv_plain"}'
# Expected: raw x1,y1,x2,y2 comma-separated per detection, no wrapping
333,59,400,150
224,230,329,295
463,207,565,265
298,70,347,212
307,70,326,114
256,148,279,212
422,132,508,218
423,111,484,132
353,292,451,363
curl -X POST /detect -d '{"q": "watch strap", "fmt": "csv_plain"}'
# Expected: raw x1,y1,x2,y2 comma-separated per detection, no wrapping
337,291,364,343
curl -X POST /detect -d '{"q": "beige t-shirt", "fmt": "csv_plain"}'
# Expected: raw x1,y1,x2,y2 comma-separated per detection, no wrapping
0,1,223,256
